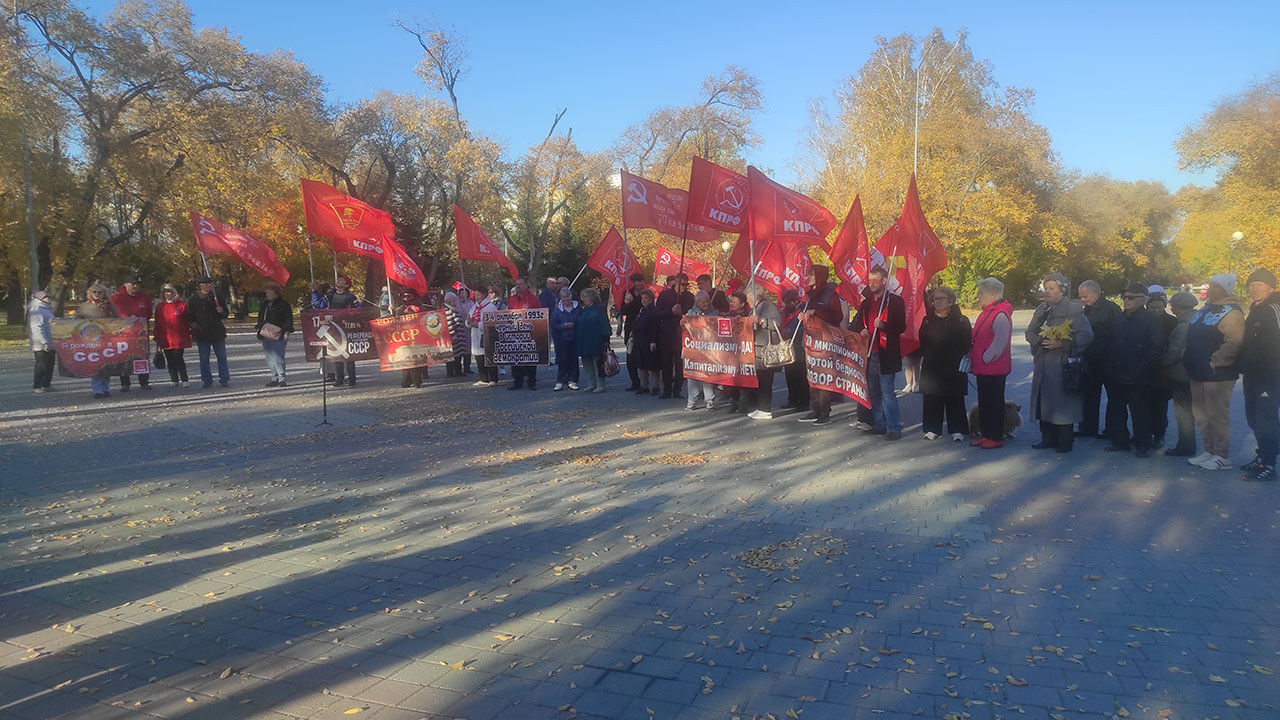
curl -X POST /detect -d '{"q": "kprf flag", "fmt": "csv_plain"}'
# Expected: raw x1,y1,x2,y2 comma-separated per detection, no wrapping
301,179,396,241
189,211,290,285
653,245,711,280
620,171,719,243
828,196,870,306
586,227,639,309
382,236,427,297
746,166,837,249
332,236,384,259
874,174,948,355
453,204,519,280
686,157,749,233
728,235,810,296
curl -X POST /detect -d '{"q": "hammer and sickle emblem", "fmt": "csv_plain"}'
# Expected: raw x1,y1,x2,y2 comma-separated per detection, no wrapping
626,179,647,206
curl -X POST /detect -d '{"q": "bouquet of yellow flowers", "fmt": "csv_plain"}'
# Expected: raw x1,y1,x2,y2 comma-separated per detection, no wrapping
1039,319,1073,342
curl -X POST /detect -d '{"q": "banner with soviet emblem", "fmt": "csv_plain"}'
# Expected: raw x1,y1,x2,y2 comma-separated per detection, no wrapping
369,310,455,371
300,308,379,362
680,315,757,388
301,178,396,241
619,171,719,243
51,318,150,378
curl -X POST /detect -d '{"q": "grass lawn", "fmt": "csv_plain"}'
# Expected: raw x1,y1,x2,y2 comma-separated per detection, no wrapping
0,323,27,348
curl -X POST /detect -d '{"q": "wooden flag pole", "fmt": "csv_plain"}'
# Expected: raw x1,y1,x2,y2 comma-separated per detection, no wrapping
306,234,316,287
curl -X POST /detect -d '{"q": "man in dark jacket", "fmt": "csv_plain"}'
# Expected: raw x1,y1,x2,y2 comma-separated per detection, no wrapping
1240,268,1279,480
538,278,559,310
796,266,845,425
655,273,695,398
1104,283,1166,457
1145,286,1181,449
621,272,648,391
185,277,230,388
696,274,731,314
851,266,907,440
1077,280,1122,438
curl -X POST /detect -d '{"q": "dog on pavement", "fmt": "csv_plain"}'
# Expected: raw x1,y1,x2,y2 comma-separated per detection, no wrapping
968,401,1022,440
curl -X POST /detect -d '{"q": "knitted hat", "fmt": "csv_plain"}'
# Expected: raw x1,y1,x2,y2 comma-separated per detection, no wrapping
1043,272,1070,295
1169,291,1198,309
32,289,48,302
1208,273,1237,294
1246,268,1277,289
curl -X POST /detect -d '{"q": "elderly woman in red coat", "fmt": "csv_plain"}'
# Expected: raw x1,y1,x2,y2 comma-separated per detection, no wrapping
153,283,193,387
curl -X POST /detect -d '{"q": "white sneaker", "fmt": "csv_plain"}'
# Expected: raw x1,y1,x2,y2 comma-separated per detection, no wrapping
553,383,565,391
1188,451,1213,466
923,431,940,441
952,433,965,442
850,421,872,430
473,380,487,387
568,382,579,390
1197,455,1231,471
748,410,773,420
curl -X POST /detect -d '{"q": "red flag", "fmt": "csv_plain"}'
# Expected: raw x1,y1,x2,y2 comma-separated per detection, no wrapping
829,196,870,305
301,179,396,241
189,211,290,285
874,174,948,355
586,226,640,309
729,236,810,296
381,236,427,297
686,157,749,234
453,204,519,280
746,166,837,249
620,171,719,243
653,245,712,280
332,236,384,259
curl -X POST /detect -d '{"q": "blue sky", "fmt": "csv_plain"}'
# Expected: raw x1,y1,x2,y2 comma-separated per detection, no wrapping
89,0,1280,189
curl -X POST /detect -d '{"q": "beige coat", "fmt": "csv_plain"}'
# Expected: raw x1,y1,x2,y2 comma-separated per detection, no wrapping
1026,298,1094,425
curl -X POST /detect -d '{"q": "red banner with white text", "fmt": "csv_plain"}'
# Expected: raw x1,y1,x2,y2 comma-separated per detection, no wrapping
587,227,640,309
621,171,719,243
681,315,757,388
52,318,149,378
189,211,291,285
687,157,749,234
654,245,712,280
802,317,870,408
370,311,454,371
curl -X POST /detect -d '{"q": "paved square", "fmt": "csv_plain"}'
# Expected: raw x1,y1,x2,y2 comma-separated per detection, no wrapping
1,316,1276,720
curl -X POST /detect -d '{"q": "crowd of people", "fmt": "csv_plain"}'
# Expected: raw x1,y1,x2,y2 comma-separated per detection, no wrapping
24,264,1280,480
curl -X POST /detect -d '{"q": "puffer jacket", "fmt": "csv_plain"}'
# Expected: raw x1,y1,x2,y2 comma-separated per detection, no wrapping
1183,296,1245,382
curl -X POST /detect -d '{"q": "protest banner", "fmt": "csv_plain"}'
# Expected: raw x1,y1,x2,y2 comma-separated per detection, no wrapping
369,310,454,371
483,308,550,366
802,316,870,407
681,315,757,388
301,308,379,362
51,317,149,378
620,171,719,243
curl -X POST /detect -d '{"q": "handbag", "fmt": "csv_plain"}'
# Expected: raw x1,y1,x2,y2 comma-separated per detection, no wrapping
260,322,283,341
153,349,166,370
1062,355,1084,394
760,323,795,368
603,348,621,377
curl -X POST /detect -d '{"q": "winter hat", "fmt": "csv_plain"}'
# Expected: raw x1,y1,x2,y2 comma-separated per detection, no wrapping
123,273,141,284
32,290,48,302
1043,272,1071,295
1246,268,1277,289
1208,273,1237,294
1147,284,1166,300
1124,282,1149,297
1169,291,1198,310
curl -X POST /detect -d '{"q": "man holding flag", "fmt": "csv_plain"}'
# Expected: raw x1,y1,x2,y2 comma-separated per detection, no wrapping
852,266,907,440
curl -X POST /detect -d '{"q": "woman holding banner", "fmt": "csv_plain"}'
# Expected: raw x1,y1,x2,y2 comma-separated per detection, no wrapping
457,287,476,375
396,289,425,389
153,283,192,387
469,285,499,387
255,282,294,388
550,288,581,391
443,292,467,378
577,288,611,393
78,283,117,399
326,275,360,387
685,290,722,410
724,291,754,414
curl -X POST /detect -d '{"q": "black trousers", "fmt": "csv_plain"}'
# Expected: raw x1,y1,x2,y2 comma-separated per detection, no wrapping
475,354,499,383
976,375,1006,441
1039,421,1074,451
1080,371,1103,433
1244,375,1279,465
333,361,357,385
120,372,149,388
923,393,969,436
33,350,55,389
462,353,472,372
163,348,189,383
755,367,776,413
1149,384,1172,445
1107,383,1153,450
660,346,683,394
784,358,810,408
511,365,537,388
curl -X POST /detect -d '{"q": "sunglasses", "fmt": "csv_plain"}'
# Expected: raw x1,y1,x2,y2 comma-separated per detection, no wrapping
1122,294,1146,300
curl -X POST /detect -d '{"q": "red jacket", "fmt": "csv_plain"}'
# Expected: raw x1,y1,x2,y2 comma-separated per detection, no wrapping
154,299,193,350
111,287,153,320
507,289,540,310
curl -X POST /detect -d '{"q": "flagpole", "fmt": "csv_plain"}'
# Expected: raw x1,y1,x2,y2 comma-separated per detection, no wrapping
569,262,588,289
868,244,899,353
332,252,339,284
306,233,316,287
199,251,212,278
913,61,920,176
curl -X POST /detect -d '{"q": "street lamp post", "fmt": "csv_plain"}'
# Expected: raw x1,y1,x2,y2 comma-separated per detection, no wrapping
1231,231,1244,278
